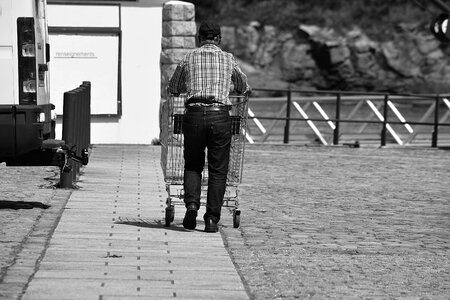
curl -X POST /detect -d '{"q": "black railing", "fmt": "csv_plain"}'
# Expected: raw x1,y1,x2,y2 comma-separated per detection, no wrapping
249,88,450,147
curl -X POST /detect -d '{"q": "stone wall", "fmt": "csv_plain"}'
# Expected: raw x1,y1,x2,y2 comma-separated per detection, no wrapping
160,1,196,98
221,22,450,95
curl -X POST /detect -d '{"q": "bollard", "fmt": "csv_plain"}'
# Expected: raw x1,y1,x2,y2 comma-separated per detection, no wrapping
62,91,76,183
59,167,73,188
82,81,91,147
59,82,91,188
59,152,73,188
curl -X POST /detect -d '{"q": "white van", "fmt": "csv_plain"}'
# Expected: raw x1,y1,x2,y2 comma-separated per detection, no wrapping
0,0,53,161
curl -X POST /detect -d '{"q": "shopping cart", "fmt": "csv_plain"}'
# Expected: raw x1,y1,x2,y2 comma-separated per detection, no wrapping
160,94,249,228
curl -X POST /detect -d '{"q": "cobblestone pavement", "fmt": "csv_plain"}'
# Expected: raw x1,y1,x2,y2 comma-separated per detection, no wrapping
0,164,72,298
222,144,450,299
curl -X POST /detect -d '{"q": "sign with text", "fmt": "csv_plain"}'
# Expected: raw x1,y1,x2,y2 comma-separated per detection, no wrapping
49,34,119,115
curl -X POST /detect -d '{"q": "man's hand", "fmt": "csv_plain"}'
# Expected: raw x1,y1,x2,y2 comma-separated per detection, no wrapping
166,87,180,97
244,87,252,96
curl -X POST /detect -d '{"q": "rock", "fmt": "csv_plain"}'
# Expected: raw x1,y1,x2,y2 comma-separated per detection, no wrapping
219,22,450,93
427,49,444,61
298,24,322,37
337,59,356,80
381,41,421,77
280,40,316,81
253,25,279,67
299,24,342,46
415,34,440,55
235,23,261,60
354,52,377,71
346,28,378,53
329,45,351,65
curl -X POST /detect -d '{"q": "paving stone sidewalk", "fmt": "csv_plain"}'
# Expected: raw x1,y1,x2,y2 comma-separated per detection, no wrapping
1,145,248,300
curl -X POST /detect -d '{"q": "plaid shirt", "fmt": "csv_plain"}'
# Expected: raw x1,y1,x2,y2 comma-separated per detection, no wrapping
168,43,249,106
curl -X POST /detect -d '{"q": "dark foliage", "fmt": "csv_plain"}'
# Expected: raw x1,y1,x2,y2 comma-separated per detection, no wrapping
186,0,445,39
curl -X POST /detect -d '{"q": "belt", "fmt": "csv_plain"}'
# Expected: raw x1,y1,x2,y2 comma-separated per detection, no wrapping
186,105,230,112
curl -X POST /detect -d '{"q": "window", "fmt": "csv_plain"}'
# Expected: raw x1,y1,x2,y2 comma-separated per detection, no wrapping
48,4,121,116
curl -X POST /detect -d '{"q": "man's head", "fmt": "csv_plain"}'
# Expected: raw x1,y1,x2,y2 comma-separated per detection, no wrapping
198,21,221,45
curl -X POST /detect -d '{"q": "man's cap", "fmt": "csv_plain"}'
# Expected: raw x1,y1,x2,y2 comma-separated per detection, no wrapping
198,21,221,39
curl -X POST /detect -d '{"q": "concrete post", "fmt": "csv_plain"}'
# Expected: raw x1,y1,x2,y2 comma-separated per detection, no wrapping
160,1,196,98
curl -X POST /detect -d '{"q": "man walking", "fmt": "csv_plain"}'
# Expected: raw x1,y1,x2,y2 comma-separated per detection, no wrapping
168,21,250,232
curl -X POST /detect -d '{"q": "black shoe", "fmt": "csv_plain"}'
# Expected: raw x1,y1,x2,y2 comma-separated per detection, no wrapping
183,203,198,230
204,218,219,233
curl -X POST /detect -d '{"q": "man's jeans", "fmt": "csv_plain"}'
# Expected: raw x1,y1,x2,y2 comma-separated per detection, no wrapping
183,109,231,223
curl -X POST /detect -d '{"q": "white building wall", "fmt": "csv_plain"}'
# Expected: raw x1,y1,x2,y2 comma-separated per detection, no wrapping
102,5,162,144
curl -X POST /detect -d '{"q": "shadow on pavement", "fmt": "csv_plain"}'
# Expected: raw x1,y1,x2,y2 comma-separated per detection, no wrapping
0,200,50,210
115,217,196,232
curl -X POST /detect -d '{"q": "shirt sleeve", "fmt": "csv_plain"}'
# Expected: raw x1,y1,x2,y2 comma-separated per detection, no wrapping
231,56,250,94
167,60,187,95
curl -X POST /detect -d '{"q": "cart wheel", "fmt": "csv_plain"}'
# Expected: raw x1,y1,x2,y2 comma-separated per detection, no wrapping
233,209,241,228
165,206,174,226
